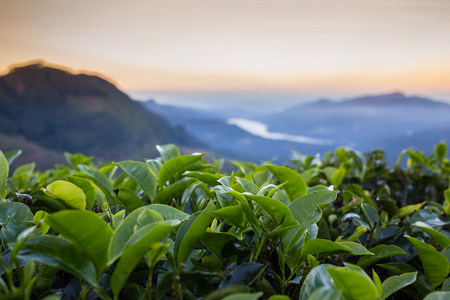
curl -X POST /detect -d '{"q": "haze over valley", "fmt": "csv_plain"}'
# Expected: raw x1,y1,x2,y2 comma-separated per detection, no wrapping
141,90,450,164
2,62,449,168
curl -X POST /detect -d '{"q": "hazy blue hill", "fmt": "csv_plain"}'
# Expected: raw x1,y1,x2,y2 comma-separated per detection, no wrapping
296,92,450,109
142,99,333,162
346,92,449,107
259,92,450,160
0,62,200,168
140,99,226,125
138,91,450,163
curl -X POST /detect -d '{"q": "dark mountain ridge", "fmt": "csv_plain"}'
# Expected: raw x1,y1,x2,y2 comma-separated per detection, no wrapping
0,62,200,168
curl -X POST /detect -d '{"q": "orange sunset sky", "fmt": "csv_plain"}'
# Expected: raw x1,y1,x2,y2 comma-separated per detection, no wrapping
0,0,449,103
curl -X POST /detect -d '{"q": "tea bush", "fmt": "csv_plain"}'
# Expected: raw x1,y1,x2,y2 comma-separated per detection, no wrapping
1,143,450,299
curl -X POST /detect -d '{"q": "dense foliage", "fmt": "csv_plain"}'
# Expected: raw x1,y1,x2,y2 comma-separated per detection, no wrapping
1,142,450,300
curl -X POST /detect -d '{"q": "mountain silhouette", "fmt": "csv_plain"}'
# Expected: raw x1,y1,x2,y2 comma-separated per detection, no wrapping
298,92,449,109
0,62,199,168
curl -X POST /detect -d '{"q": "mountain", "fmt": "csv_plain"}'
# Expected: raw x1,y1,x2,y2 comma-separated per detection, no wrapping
299,92,449,109
140,100,227,125
0,62,200,169
258,92,450,161
138,91,450,164
141,99,333,162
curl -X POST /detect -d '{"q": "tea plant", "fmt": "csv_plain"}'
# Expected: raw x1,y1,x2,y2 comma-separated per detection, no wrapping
1,142,450,299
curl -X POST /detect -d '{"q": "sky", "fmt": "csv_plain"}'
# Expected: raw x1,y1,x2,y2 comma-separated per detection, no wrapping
0,0,449,105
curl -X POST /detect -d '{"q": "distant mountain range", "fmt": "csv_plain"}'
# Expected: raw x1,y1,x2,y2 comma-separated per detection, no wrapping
1,61,448,169
141,99,332,162
0,63,200,169
259,92,450,160
299,92,450,108
141,92,450,163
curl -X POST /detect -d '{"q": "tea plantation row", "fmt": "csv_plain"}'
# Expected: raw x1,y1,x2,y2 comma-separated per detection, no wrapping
1,143,450,300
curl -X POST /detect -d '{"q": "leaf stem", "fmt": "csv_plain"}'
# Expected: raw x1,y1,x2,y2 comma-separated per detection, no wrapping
253,232,267,262
146,267,153,300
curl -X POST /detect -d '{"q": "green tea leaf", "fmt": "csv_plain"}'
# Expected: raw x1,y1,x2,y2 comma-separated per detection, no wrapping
331,166,346,187
396,203,424,218
413,221,450,249
146,159,162,178
201,285,253,300
78,164,113,190
77,165,115,204
64,152,94,169
373,270,382,296
115,187,144,212
159,154,204,187
136,208,164,229
327,267,379,300
156,144,180,162
111,220,180,298
201,231,236,260
339,241,374,256
211,206,244,227
0,202,33,225
266,165,307,202
361,203,379,229
300,239,353,260
112,209,126,229
191,255,222,272
377,262,434,295
246,194,293,226
380,272,417,300
33,210,50,235
147,204,190,221
435,141,447,160
184,171,221,186
406,235,449,287
67,176,96,209
283,190,339,251
42,180,86,210
236,177,259,195
424,292,450,300
442,278,450,291
307,286,343,300
299,264,338,300
4,149,22,165
346,226,367,242
12,162,35,177
301,169,318,185
0,150,9,201
45,210,113,277
109,206,179,264
1,216,34,246
146,241,171,268
222,292,263,300
323,167,337,184
116,160,157,201
357,245,406,268
18,235,98,288
267,296,290,300
220,262,265,287
109,206,147,264
153,178,196,204
175,201,216,265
